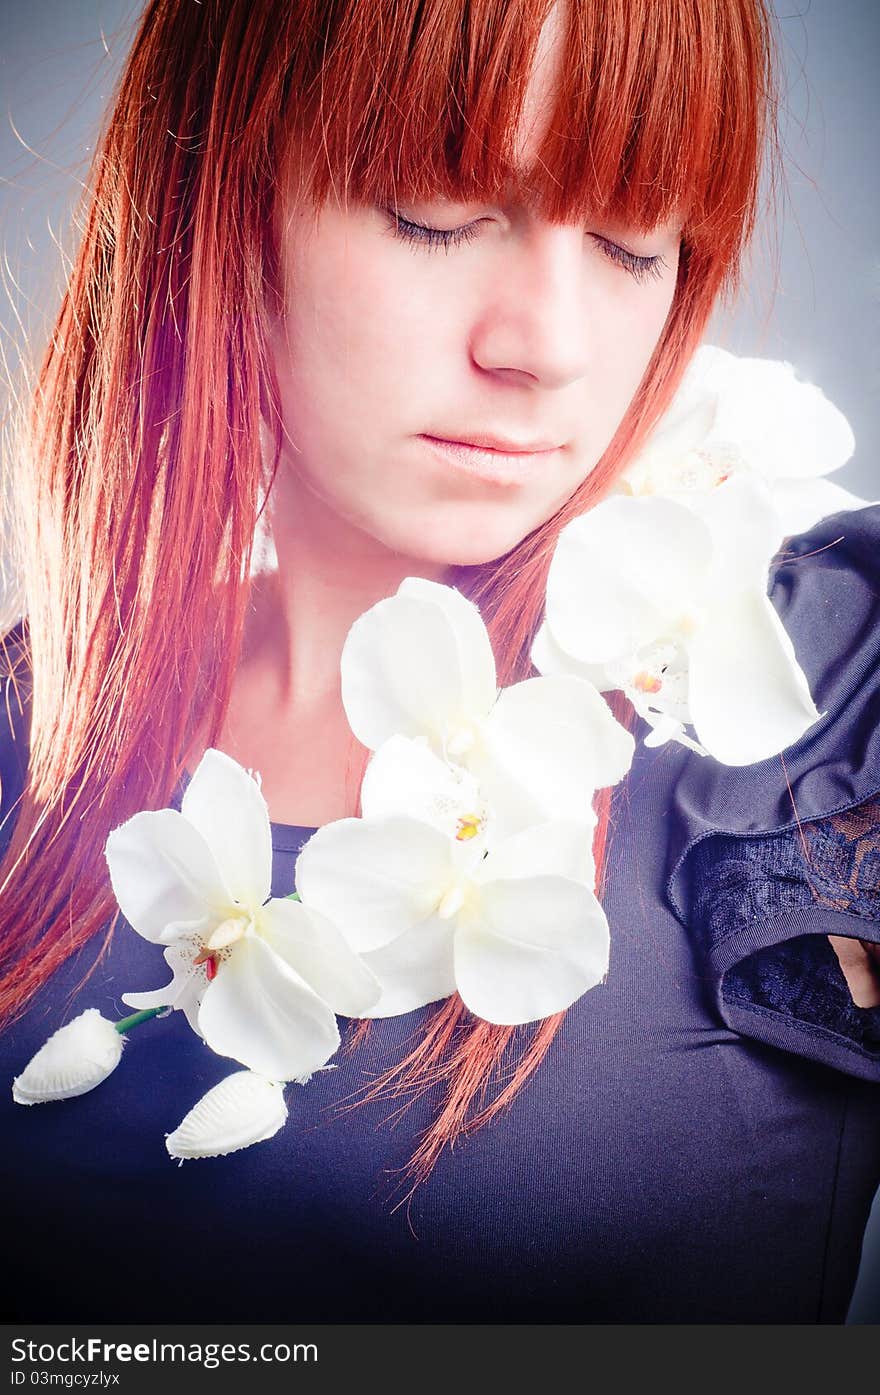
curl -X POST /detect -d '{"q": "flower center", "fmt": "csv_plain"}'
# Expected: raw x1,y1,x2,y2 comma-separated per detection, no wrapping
621,442,740,499
608,638,691,723
437,885,466,920
206,915,252,952
445,722,476,759
455,813,483,842
193,914,253,980
633,671,663,695
675,612,700,638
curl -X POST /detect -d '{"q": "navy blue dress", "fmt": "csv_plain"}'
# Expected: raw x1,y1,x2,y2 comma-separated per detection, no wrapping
1,507,879,1324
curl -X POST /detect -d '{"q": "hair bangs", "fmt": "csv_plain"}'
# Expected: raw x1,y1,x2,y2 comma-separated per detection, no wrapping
286,0,771,259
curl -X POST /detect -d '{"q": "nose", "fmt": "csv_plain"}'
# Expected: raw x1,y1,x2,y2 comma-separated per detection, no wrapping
469,221,592,390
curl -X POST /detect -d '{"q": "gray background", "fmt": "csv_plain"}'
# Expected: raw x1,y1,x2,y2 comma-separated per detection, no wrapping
1,0,878,1322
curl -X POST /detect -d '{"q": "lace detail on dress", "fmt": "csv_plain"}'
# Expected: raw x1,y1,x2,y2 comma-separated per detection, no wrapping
687,798,880,1058
800,799,880,916
802,801,880,1009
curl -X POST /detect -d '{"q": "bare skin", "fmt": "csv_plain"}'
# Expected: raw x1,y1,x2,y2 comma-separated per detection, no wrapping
829,937,880,1007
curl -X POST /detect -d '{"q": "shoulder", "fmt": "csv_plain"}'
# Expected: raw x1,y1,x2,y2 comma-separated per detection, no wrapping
665,505,880,1083
669,503,880,845
770,503,880,748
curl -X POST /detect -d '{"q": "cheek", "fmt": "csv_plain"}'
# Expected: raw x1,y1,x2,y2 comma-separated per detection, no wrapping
595,277,677,405
291,232,443,404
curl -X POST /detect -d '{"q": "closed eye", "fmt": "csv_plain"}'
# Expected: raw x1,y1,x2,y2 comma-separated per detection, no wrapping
589,234,667,284
382,208,667,283
383,208,483,252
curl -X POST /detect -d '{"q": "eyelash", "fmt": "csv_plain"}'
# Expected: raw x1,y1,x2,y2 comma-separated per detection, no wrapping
384,210,667,284
385,211,482,253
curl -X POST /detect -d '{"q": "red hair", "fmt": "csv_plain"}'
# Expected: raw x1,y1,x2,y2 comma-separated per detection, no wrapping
0,0,777,1189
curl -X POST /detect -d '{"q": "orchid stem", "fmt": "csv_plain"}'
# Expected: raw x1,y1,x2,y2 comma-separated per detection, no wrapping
114,1006,168,1035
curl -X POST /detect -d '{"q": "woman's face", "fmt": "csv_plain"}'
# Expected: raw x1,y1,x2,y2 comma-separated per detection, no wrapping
267,9,681,568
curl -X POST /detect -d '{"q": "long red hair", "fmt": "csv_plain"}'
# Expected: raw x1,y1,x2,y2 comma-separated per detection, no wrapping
0,0,777,1188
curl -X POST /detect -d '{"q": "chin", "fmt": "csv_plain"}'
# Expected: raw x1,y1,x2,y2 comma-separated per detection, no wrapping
380,509,545,569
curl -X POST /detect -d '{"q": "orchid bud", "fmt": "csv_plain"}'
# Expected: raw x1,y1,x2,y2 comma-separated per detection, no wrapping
12,1008,124,1105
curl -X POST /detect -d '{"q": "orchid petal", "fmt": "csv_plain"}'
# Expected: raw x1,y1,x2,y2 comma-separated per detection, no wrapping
198,932,340,1081
711,354,855,481
340,578,496,750
545,497,712,665
530,621,616,690
620,391,718,494
120,935,207,1036
472,675,633,836
692,474,784,590
454,876,610,1024
359,916,456,1017
180,748,272,908
259,898,381,1017
398,577,498,701
105,809,226,944
640,711,708,756
474,820,596,888
688,588,821,764
295,816,453,952
770,479,875,541
119,983,176,1012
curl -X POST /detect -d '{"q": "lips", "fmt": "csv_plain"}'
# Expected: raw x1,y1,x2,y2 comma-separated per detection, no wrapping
419,433,563,487
425,432,563,453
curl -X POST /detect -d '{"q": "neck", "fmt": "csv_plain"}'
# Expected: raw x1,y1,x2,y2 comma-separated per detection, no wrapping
246,466,451,713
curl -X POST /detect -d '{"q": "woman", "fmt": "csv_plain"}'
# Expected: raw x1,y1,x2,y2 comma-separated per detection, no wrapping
0,0,878,1323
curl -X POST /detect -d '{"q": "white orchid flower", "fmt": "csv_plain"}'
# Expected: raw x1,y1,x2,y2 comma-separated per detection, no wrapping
533,477,821,765
341,576,634,840
295,788,608,1024
619,344,867,539
12,1009,125,1105
105,749,380,1081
